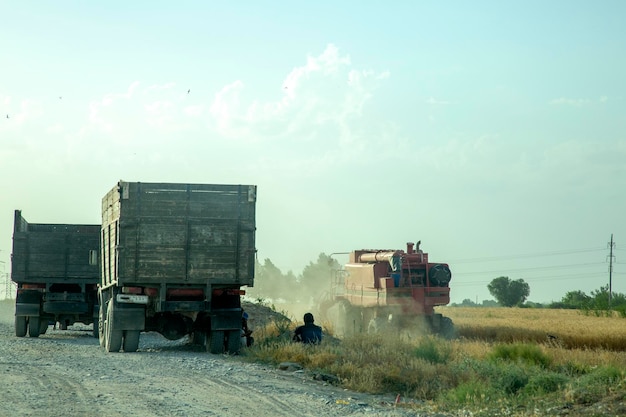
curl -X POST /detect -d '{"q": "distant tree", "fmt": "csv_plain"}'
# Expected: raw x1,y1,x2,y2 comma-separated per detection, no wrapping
521,301,545,309
589,286,610,310
487,276,530,307
298,253,342,304
460,298,477,307
559,290,592,309
248,258,296,301
481,299,499,307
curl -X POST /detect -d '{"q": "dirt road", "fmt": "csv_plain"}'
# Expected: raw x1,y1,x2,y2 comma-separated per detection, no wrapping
0,301,425,417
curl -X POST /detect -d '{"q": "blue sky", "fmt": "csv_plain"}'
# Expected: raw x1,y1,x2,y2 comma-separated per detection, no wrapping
1,1,625,303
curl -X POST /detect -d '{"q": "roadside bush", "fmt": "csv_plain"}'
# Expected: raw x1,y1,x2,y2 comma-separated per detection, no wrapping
413,337,452,364
494,362,529,394
582,365,624,385
489,343,551,368
524,372,569,394
441,379,501,406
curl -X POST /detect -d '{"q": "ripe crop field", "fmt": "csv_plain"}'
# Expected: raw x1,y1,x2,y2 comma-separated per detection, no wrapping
440,306,626,352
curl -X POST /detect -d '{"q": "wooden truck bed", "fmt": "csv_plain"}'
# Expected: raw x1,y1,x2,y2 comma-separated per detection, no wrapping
11,210,100,284
101,181,256,287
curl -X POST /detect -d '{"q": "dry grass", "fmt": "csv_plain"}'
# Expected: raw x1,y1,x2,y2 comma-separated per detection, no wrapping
244,306,626,415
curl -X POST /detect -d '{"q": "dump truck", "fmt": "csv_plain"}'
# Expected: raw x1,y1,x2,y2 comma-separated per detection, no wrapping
321,241,454,337
99,181,257,353
11,210,100,338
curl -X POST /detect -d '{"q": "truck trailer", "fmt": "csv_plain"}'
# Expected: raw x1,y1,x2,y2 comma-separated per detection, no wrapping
11,210,100,338
98,181,257,353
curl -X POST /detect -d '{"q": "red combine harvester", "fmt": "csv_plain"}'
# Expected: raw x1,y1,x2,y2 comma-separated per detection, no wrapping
321,241,455,337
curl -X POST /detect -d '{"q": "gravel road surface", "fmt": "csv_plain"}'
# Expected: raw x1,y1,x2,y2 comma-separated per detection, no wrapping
0,300,435,417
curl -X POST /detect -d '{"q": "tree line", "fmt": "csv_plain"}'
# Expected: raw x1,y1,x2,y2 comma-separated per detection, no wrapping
453,275,626,315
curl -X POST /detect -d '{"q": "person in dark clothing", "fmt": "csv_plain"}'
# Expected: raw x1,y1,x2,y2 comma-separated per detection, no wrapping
293,312,322,344
241,310,254,347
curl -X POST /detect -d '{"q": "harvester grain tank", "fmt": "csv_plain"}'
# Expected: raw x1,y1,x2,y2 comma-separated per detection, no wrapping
98,181,257,353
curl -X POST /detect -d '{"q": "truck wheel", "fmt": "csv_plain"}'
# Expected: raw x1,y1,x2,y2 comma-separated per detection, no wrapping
92,316,99,339
226,330,241,354
123,331,140,352
98,303,105,347
15,316,27,337
39,320,49,335
208,330,225,354
192,332,206,345
28,316,41,338
105,302,122,353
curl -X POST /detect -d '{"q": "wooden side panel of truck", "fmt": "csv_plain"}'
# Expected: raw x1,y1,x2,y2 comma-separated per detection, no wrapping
101,182,256,287
11,210,100,338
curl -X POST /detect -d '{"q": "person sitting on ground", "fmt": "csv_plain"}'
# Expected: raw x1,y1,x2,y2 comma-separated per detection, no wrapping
293,312,322,344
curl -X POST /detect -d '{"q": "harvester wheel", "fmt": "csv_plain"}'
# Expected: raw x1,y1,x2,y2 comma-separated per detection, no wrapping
123,330,140,352
208,330,225,354
28,316,41,338
105,302,122,353
439,317,457,339
367,317,387,334
15,316,27,337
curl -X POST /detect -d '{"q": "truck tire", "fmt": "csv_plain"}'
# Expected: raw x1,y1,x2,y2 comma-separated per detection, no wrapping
226,330,241,354
98,303,105,347
92,316,99,339
105,302,122,353
192,332,206,345
208,330,225,354
28,316,41,338
15,316,27,337
123,331,140,352
39,320,49,335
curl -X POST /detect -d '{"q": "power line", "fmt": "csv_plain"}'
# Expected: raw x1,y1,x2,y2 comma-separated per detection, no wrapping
449,246,605,264
453,271,604,286
453,261,604,277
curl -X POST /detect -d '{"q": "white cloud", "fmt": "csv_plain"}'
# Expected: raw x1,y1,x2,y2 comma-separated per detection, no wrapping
207,44,389,151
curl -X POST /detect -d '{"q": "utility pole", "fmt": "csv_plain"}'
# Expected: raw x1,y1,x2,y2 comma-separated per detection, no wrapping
608,234,615,309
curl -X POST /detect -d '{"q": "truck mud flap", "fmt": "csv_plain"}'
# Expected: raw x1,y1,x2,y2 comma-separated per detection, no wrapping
112,306,145,331
15,303,41,317
16,290,42,306
211,310,242,331
43,301,89,315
